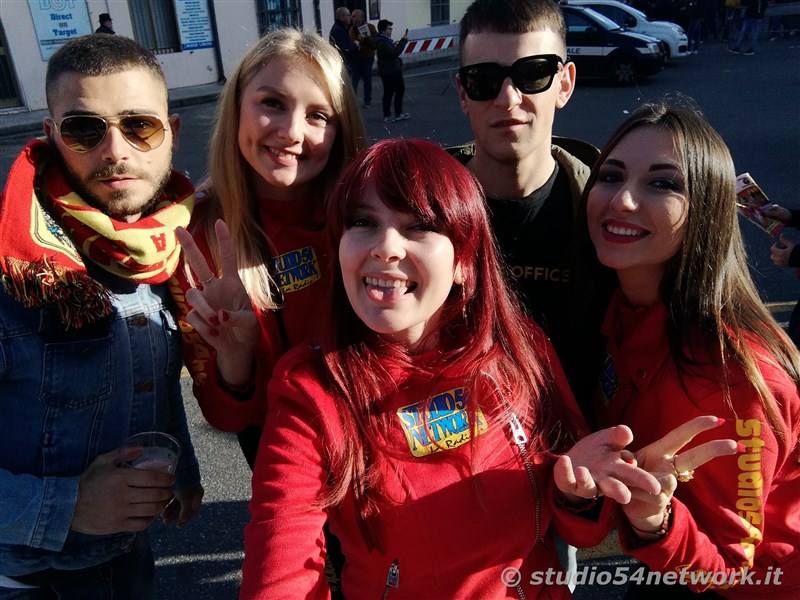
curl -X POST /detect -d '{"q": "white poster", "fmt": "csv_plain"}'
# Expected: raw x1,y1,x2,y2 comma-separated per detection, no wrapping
28,0,92,61
174,0,214,51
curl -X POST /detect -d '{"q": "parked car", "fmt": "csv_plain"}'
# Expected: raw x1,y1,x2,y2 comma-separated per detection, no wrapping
567,0,689,59
561,5,665,85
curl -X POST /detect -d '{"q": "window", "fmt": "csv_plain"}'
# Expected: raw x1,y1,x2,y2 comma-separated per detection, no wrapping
130,0,180,54
431,0,450,26
0,21,20,108
590,5,626,27
564,11,596,33
257,0,303,33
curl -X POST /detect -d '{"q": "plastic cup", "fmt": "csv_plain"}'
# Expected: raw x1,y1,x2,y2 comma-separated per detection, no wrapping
123,431,181,474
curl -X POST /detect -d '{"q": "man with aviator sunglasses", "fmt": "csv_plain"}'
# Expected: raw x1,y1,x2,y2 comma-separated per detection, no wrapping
451,0,613,417
0,34,202,599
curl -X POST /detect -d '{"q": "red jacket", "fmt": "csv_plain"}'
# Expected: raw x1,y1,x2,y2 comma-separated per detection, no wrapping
595,290,800,598
171,194,331,432
242,334,616,599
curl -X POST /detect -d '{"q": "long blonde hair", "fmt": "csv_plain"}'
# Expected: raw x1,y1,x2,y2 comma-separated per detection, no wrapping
198,28,366,309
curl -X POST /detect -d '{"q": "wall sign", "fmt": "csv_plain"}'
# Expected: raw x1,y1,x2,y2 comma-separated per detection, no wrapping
28,0,92,61
175,0,214,51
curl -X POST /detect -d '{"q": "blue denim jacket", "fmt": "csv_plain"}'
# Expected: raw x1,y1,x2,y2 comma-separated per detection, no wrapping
0,264,200,576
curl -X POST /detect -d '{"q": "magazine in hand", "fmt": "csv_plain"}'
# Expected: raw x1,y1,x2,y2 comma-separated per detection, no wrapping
735,173,784,237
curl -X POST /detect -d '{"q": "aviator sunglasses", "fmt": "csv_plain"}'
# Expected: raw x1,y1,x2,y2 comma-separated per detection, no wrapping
52,114,169,153
458,54,565,101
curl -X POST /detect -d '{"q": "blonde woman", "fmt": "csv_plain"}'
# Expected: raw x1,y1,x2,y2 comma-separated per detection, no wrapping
173,28,366,468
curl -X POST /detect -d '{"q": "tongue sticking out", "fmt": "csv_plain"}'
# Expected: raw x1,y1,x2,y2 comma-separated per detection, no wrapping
364,278,416,302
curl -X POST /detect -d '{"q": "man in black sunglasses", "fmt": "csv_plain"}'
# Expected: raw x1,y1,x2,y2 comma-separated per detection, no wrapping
449,1,615,592
451,0,613,418
0,34,202,599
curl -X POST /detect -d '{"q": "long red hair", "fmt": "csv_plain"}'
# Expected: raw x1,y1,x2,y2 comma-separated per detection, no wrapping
321,139,581,541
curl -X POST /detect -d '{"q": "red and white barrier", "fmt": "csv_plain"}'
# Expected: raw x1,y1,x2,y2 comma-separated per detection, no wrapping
402,36,456,54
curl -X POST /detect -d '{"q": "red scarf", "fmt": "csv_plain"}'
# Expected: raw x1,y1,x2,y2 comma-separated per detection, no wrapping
0,139,194,328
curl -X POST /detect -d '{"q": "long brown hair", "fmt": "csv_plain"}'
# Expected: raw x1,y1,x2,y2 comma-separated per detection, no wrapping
584,102,800,436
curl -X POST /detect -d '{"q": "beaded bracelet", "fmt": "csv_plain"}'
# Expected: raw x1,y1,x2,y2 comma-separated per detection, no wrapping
629,502,673,537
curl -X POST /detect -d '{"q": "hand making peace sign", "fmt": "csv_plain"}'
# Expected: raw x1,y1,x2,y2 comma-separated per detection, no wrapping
175,219,261,387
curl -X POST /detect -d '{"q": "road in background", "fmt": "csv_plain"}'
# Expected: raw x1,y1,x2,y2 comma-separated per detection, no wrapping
1,37,798,599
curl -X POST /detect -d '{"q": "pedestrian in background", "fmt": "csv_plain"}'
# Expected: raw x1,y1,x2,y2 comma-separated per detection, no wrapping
763,203,800,346
95,12,115,34
349,9,378,108
375,19,410,123
329,6,358,79
687,0,708,53
729,0,767,53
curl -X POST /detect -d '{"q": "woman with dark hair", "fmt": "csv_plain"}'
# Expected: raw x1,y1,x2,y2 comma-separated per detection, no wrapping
239,138,728,599
585,102,800,598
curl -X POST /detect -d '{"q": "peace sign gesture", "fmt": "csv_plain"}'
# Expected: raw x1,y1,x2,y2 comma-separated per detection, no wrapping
621,415,739,538
175,219,261,387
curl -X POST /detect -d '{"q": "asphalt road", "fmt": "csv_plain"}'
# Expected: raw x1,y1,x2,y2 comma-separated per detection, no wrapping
1,36,798,599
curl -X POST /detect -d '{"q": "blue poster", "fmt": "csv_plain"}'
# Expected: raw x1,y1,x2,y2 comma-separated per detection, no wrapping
174,0,214,51
28,0,93,60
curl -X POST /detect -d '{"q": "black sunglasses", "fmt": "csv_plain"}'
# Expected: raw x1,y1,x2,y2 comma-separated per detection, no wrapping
458,54,565,101
53,114,168,153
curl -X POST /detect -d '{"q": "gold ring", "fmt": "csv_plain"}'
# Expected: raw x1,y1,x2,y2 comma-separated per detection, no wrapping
671,454,694,483
199,274,214,285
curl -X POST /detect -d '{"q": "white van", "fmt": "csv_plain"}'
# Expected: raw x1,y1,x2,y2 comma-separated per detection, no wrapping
567,0,689,59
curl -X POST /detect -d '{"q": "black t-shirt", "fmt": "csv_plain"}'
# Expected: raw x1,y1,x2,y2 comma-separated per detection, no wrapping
486,163,573,339
448,143,613,424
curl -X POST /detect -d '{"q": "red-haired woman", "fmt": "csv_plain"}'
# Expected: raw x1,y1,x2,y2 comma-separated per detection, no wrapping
239,139,729,599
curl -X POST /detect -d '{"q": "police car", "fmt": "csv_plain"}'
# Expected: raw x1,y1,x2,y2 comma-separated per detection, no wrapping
568,0,689,60
560,4,665,85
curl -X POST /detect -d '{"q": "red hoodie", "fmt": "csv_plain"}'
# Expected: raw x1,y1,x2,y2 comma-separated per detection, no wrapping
242,332,617,599
595,290,800,598
171,193,331,432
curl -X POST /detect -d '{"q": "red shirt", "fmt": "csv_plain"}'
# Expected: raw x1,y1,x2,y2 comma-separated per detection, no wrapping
596,290,800,598
171,194,331,432
242,332,617,599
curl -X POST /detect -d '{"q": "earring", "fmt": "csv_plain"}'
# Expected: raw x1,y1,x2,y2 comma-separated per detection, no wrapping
460,283,468,325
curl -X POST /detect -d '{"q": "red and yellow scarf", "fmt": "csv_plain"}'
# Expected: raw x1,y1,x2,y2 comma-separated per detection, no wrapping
0,139,194,328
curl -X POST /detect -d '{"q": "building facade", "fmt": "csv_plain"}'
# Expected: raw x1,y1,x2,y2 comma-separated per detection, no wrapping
0,0,468,113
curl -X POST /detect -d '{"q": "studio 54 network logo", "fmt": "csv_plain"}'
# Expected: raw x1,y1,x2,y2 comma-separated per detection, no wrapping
500,565,784,588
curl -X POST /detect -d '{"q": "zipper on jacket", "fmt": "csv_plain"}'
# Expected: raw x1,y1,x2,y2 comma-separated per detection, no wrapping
381,559,399,599
481,371,540,600
509,411,537,600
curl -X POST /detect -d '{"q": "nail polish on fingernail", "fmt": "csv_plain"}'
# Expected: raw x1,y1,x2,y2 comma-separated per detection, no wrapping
736,442,745,453
717,417,726,426
209,315,220,327
623,458,636,464
209,328,219,337
221,310,229,322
